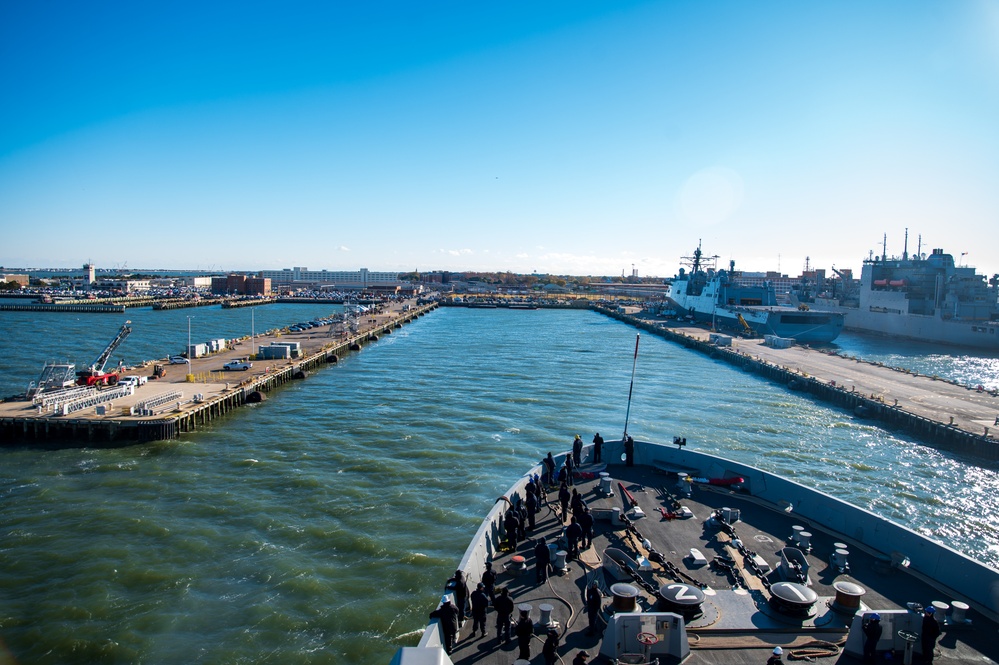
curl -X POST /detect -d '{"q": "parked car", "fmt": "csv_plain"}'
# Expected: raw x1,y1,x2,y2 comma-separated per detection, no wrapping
119,375,147,387
169,356,188,364
223,360,253,371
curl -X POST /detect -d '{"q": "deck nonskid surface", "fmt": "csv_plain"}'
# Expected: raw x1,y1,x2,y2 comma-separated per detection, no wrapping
447,464,998,665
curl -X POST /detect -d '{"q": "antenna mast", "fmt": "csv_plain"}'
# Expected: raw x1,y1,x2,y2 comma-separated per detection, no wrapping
622,335,640,438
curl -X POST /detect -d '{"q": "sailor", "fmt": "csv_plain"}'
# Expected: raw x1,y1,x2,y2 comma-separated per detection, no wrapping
532,472,545,504
566,516,582,559
558,482,571,523
504,508,521,551
543,453,556,486
579,506,594,549
446,570,469,625
542,627,560,665
862,612,882,663
517,500,528,539
525,490,539,531
585,580,603,635
572,434,583,466
766,646,784,665
592,432,603,463
564,455,575,486
494,586,515,643
428,598,460,655
534,536,551,583
469,582,489,638
515,608,534,660
572,652,590,665
571,488,586,520
481,561,496,605
624,435,635,466
921,606,941,662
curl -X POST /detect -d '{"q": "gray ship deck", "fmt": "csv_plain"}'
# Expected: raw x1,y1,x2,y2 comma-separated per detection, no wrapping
444,464,999,665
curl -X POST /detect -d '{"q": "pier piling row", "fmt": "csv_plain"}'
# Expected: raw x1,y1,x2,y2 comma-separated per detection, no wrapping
0,303,438,446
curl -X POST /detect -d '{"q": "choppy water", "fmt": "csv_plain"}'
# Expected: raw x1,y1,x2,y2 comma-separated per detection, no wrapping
2,307,999,664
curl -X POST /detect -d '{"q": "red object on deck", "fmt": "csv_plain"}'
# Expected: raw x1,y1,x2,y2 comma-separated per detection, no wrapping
707,477,744,486
618,482,638,507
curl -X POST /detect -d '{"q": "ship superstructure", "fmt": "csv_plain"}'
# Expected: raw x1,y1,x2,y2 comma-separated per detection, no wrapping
666,244,844,344
814,242,999,349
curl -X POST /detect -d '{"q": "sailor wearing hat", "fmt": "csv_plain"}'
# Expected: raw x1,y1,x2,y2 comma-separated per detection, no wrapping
863,612,883,662
515,608,534,660
767,646,784,665
921,605,941,662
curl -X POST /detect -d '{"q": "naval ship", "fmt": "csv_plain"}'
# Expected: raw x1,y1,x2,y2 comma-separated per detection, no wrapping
394,438,999,665
811,244,999,350
665,245,844,344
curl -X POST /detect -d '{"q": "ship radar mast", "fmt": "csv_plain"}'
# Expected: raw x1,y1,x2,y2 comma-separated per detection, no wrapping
680,240,719,274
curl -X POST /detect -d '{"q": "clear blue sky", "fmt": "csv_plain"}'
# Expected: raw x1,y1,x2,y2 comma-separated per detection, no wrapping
2,1,998,278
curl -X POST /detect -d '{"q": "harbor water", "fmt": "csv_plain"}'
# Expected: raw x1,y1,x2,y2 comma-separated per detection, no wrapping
2,306,999,664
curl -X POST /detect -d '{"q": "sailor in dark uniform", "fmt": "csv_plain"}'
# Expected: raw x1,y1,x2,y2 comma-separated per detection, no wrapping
921,606,941,663
592,432,603,463
515,609,534,660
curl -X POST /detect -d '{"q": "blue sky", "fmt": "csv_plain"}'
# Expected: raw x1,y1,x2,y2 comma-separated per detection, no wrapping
2,1,998,278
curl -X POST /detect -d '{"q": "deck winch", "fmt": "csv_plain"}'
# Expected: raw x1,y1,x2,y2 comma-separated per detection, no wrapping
831,580,867,615
610,583,640,612
769,581,818,616
657,582,705,619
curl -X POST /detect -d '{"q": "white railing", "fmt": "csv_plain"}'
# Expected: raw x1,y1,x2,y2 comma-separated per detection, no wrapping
61,385,132,415
131,391,184,416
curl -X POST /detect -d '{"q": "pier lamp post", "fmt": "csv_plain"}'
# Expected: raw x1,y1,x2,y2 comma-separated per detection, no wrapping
186,316,194,381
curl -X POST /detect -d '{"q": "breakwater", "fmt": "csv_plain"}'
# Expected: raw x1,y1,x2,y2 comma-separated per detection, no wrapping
593,305,999,460
221,297,276,309
0,303,438,445
152,298,228,310
0,302,127,313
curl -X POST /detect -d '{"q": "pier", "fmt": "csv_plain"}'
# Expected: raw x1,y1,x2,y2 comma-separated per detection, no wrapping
0,301,438,445
595,306,999,460
0,302,127,313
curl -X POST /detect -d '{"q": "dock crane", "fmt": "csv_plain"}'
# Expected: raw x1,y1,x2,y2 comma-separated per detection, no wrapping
76,321,132,387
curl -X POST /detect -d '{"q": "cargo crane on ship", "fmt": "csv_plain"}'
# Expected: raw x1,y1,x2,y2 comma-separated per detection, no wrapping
75,321,132,387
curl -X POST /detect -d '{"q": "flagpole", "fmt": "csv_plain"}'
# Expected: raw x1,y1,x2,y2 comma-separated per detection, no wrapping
623,334,640,438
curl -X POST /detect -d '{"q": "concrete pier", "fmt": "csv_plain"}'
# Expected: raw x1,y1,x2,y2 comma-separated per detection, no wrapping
0,302,127,313
595,306,999,460
0,301,438,445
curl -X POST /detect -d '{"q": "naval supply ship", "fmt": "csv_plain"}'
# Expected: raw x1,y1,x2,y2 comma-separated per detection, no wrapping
811,246,999,350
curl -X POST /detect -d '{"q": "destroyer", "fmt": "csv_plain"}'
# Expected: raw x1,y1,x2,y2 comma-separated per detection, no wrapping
666,245,844,344
395,439,999,664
